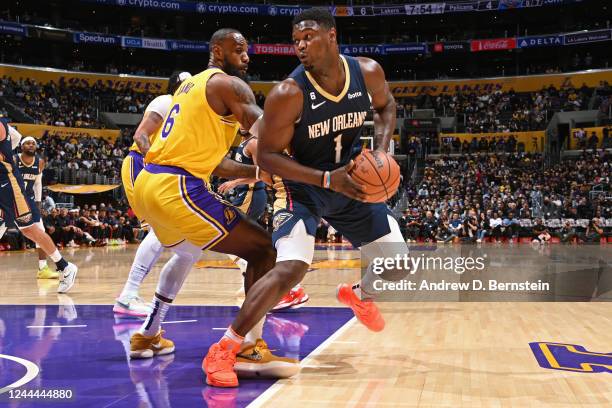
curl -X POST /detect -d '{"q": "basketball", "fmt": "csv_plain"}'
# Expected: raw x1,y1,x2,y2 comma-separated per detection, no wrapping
350,149,400,203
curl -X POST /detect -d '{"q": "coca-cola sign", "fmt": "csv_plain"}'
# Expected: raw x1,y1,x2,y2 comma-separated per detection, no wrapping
470,38,517,52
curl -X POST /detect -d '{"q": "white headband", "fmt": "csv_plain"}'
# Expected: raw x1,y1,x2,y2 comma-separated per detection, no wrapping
20,136,38,147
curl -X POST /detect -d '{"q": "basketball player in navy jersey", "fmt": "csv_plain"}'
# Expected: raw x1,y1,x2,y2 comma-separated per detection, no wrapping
16,136,58,279
0,123,78,292
203,9,408,386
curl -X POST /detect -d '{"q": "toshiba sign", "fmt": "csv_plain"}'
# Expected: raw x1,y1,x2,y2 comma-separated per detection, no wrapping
470,38,517,52
253,44,295,55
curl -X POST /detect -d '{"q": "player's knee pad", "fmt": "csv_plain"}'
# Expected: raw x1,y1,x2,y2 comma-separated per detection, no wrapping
170,240,202,262
275,220,315,265
156,241,201,299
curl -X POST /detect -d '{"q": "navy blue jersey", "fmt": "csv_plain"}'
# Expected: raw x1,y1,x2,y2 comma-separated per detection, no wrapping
288,55,371,171
16,154,41,200
231,136,265,201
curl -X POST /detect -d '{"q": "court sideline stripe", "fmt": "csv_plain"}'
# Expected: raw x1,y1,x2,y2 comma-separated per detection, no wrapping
26,325,87,328
246,316,357,408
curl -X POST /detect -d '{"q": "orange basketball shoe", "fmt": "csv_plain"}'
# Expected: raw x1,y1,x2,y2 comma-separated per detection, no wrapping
336,283,385,332
203,338,240,388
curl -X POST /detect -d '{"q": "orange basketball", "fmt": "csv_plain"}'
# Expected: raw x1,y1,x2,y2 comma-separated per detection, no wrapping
350,149,401,203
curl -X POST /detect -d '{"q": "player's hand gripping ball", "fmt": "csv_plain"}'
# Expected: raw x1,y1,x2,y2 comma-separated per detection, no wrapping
349,149,400,203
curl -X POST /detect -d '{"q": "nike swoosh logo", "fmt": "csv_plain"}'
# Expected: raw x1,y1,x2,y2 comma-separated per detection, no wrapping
237,350,262,361
311,101,326,110
0,183,8,188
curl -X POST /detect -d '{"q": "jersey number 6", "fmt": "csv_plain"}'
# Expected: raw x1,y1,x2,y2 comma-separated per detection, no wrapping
161,104,180,139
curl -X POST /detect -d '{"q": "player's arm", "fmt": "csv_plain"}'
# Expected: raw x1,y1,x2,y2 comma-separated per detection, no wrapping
34,158,45,205
206,74,266,181
217,138,260,193
8,126,23,150
357,57,396,152
133,111,164,156
258,80,366,200
208,74,262,134
212,157,256,179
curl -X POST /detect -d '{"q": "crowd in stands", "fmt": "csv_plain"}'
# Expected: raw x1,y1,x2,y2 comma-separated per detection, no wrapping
0,76,157,127
398,84,592,132
397,152,611,243
39,130,133,184
0,199,143,251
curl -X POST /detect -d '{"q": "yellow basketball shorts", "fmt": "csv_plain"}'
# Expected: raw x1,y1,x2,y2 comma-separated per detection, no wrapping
121,151,145,211
133,163,241,249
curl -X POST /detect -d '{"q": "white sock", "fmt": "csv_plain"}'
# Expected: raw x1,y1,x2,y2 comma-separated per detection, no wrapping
38,260,47,269
49,250,62,263
244,315,266,347
120,229,163,299
140,296,171,337
0,223,6,240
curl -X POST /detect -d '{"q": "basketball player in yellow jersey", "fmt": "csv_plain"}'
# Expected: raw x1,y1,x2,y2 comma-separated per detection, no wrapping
116,71,192,318
129,29,299,385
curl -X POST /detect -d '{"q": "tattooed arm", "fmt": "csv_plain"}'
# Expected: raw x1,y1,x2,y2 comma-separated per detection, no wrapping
133,111,164,156
206,73,262,131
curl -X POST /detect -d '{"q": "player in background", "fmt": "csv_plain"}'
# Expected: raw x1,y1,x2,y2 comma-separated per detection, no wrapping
0,123,78,293
16,136,58,279
217,133,309,310
114,71,192,318
203,9,408,387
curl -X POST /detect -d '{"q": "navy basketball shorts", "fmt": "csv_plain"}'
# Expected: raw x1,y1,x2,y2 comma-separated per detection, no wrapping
0,172,40,229
271,180,400,264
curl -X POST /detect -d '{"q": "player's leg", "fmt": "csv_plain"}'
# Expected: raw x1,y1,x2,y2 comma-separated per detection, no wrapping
129,169,278,366
130,239,200,359
0,177,76,290
115,227,162,317
203,201,318,386
115,152,159,317
230,188,267,294
17,221,78,292
327,200,409,332
35,220,58,279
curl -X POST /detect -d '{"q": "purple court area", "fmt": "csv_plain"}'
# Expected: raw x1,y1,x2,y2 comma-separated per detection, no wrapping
0,305,353,407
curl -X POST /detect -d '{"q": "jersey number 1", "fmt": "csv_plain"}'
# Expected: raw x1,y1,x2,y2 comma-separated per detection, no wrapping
334,134,342,163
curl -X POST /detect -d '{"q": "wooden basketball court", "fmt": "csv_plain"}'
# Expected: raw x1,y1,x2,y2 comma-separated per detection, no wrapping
1,244,611,407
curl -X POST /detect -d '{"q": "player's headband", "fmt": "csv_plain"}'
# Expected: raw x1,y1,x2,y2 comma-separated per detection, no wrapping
20,136,38,147
294,20,321,31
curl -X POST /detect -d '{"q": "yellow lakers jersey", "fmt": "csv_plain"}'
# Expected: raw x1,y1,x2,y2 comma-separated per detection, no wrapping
145,68,240,181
